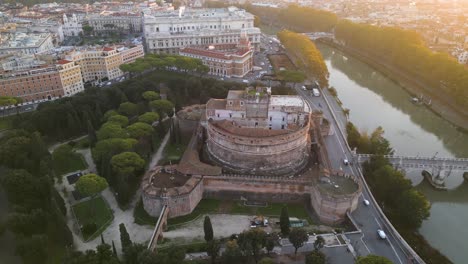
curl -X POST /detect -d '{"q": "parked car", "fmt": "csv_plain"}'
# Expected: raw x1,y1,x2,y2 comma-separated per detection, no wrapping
377,229,387,239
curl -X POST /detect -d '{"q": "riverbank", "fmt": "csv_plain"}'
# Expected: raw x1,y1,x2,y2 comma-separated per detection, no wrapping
317,39,468,132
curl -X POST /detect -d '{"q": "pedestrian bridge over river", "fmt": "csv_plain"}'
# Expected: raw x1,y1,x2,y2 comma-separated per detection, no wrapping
355,154,468,171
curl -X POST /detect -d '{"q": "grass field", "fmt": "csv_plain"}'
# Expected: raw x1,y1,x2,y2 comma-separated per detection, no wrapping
167,199,220,226
53,152,87,176
164,199,312,227
72,196,113,241
161,142,187,165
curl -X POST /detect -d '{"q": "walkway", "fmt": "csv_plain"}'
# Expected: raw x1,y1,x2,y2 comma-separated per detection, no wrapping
52,131,171,253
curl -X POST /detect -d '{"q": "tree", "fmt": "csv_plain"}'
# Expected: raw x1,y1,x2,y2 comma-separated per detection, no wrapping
149,99,174,117
125,122,153,139
206,239,221,264
112,240,117,256
87,120,97,147
314,235,325,251
138,112,160,124
118,102,139,117
103,110,119,121
355,254,393,264
204,215,214,242
15,235,48,264
82,25,93,36
265,234,276,254
280,206,290,235
97,122,128,140
111,152,145,176
92,138,137,165
238,228,266,263
142,91,160,101
119,223,132,251
108,114,129,127
288,228,308,256
306,250,326,264
75,174,108,198
392,189,430,230
222,240,242,264
277,70,306,88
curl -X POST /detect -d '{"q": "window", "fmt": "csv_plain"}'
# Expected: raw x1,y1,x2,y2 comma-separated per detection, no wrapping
240,101,244,106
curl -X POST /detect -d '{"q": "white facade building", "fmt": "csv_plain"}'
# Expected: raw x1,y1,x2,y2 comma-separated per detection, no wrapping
63,14,83,37
143,7,261,54
0,33,54,55
87,11,142,34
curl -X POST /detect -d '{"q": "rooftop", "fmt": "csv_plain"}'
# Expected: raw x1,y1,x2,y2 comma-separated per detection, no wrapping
211,119,292,137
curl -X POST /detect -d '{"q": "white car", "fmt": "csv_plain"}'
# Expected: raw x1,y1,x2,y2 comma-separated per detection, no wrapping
301,85,307,90
363,199,370,206
343,158,349,165
377,229,387,239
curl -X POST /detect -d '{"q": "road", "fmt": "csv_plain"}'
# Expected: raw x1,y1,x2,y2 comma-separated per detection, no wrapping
294,85,412,263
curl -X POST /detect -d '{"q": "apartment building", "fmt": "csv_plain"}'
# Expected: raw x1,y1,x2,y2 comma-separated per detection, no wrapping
143,7,261,54
0,32,54,55
179,36,253,78
57,59,84,96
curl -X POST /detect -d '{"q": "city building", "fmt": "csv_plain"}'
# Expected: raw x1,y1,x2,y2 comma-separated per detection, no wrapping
56,59,84,96
0,32,54,55
63,44,144,83
87,11,142,34
0,65,64,102
143,7,261,54
179,35,253,77
62,14,83,37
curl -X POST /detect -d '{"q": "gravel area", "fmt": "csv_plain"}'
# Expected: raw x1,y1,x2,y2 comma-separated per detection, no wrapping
164,214,263,241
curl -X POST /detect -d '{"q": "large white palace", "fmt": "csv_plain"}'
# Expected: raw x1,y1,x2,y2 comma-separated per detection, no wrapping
143,7,261,54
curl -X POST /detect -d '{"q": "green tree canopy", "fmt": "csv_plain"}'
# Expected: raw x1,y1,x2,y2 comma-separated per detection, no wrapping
149,99,174,117
237,228,266,263
97,122,128,140
126,122,153,139
103,110,119,121
288,227,308,255
75,174,108,197
0,96,22,106
107,114,129,127
111,152,145,176
142,91,160,101
356,254,393,264
138,112,160,124
92,138,137,163
118,102,139,117
306,250,326,264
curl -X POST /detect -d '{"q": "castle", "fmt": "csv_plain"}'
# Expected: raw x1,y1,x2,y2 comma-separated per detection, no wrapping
142,87,361,225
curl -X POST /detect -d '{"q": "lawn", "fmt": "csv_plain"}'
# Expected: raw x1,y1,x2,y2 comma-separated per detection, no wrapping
231,201,313,224
161,142,187,164
165,199,312,226
134,197,159,225
167,199,220,226
72,196,113,241
53,151,87,176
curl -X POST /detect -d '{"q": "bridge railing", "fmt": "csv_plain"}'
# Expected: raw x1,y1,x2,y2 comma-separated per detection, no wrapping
356,154,468,162
147,205,168,251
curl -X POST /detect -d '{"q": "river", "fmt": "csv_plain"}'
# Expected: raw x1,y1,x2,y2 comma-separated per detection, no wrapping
317,43,468,264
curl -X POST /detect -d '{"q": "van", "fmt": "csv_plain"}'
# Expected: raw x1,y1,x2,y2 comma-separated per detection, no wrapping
312,88,320,97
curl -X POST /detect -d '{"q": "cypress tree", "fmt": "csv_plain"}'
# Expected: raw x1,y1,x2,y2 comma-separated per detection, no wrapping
119,223,132,251
112,240,117,256
280,206,290,235
101,234,105,244
204,216,214,242
87,120,97,147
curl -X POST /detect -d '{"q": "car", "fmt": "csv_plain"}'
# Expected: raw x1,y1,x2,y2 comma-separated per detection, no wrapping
260,62,265,66
242,80,249,83
106,82,111,85
343,158,349,165
301,85,307,90
363,199,370,206
377,229,387,239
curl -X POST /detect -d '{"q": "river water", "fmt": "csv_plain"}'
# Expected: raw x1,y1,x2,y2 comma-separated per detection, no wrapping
317,43,468,264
